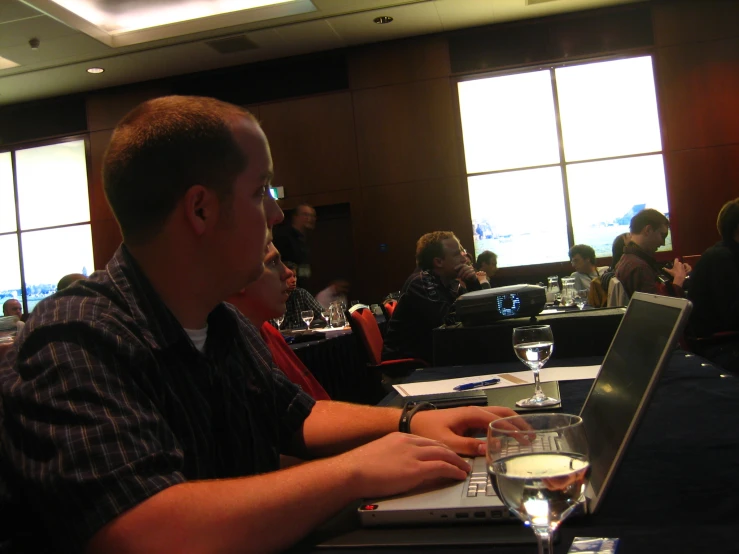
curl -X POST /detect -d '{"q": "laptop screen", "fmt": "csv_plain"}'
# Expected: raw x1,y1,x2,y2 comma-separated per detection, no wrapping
580,295,687,508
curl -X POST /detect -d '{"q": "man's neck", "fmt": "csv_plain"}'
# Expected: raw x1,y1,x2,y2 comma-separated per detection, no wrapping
126,241,221,330
431,268,454,288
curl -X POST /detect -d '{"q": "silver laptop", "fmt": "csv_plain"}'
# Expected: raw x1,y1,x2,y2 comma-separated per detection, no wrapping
359,292,692,526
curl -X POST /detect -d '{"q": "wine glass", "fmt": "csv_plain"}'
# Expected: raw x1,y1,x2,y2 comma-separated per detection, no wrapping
574,290,587,311
512,325,559,408
275,313,285,330
300,310,314,329
321,310,330,326
487,413,590,554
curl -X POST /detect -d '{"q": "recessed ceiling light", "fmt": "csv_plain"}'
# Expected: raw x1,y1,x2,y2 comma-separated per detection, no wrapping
87,67,105,74
373,16,393,24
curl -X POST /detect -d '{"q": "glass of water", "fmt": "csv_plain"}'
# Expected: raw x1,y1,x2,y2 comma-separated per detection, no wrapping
275,313,285,330
512,325,559,408
300,310,314,329
487,413,590,554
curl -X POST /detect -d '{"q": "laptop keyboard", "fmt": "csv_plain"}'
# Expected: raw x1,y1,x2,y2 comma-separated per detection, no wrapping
466,435,560,498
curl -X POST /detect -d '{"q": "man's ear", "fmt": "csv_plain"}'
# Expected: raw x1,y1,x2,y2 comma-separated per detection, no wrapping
183,185,218,236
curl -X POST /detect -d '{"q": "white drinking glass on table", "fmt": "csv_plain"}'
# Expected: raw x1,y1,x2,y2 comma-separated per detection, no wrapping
274,313,285,330
321,310,330,325
512,325,559,408
300,310,314,329
574,290,587,310
546,276,560,303
487,413,590,554
560,277,576,306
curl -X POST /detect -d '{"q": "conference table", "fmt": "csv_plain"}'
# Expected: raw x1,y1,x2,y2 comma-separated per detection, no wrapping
296,351,739,553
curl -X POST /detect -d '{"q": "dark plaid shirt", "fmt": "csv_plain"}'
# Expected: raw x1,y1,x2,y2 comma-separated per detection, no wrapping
283,287,324,329
615,242,683,299
0,245,315,553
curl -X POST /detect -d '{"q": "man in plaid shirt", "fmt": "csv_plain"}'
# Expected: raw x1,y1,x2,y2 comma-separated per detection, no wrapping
0,95,518,553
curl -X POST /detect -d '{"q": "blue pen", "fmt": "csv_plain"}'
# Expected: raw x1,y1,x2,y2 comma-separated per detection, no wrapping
453,378,501,391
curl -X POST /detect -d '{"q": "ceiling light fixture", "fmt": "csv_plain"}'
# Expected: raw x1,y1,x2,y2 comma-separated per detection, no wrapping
87,67,104,74
373,16,393,24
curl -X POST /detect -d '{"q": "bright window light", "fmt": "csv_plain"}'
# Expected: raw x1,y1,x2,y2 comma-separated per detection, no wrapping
15,140,90,231
567,155,671,257
0,56,20,70
21,225,94,311
0,153,17,234
458,70,560,174
52,0,296,34
0,235,21,297
555,56,663,162
468,167,570,268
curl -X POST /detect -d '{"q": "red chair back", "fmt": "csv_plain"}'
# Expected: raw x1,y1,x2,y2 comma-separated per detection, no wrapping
350,308,384,365
383,299,398,317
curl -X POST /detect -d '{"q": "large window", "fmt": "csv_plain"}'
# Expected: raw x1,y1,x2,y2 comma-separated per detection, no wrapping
0,139,94,313
459,55,670,268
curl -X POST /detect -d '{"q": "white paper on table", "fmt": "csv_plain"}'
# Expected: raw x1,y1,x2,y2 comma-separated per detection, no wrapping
392,365,601,397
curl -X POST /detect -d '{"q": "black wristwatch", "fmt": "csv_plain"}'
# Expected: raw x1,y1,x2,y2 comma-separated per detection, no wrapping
399,401,437,433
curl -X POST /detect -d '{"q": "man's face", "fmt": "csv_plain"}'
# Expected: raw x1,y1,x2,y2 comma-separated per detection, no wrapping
481,259,498,278
212,117,284,290
242,243,291,321
295,207,317,232
286,269,297,292
435,238,466,279
570,254,589,274
3,300,21,318
645,224,668,252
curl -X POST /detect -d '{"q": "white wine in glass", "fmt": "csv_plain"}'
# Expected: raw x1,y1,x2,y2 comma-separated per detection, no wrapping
513,325,559,408
488,413,590,554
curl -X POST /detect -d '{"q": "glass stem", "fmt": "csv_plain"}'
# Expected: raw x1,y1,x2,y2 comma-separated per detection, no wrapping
532,364,544,398
534,529,553,554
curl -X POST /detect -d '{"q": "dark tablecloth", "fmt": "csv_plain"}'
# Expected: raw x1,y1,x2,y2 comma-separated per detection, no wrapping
301,351,739,553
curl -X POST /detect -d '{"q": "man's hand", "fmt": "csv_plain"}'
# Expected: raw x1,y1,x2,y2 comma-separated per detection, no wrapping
664,257,688,287
335,433,470,499
475,271,490,286
455,263,477,283
410,406,520,456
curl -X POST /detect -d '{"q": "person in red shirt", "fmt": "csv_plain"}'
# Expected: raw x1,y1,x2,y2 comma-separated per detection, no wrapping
228,243,330,400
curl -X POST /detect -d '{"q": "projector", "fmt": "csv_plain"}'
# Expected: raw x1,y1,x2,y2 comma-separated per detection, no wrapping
455,285,547,326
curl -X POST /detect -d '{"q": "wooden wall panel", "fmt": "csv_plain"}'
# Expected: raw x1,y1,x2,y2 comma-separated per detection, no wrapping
88,129,113,222
348,35,451,90
353,78,461,187
665,144,739,256
258,92,360,198
656,37,739,151
652,0,739,47
355,177,470,302
86,85,172,132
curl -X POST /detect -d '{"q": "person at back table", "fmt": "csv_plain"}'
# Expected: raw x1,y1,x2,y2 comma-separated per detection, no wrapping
2,299,22,319
227,243,330,400
315,278,350,310
568,244,608,292
686,197,739,371
615,208,691,298
383,231,484,364
273,203,316,291
282,261,324,329
0,95,518,553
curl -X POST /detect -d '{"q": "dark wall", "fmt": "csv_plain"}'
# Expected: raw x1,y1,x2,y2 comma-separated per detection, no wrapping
5,1,737,303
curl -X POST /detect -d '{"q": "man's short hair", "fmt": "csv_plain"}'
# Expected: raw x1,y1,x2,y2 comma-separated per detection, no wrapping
103,95,255,245
415,231,457,271
475,250,497,270
57,273,87,292
2,299,20,316
568,244,596,265
717,198,739,241
292,204,314,220
284,261,298,272
630,208,669,234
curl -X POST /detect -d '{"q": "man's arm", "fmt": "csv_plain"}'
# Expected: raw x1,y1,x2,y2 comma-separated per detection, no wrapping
88,433,469,554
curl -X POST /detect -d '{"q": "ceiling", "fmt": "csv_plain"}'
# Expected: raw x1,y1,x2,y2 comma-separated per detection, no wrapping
0,0,642,106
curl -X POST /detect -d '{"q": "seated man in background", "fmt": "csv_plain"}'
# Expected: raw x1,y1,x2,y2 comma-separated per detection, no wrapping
315,278,350,310
228,243,330,400
569,244,608,292
475,250,498,282
616,208,691,298
383,231,484,364
283,261,325,329
0,95,517,553
2,299,21,319
56,273,88,292
686,197,739,372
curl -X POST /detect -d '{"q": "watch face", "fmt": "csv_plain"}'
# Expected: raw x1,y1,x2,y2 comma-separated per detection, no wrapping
496,293,521,317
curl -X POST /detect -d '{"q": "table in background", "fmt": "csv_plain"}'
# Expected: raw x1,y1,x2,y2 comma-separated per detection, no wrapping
433,307,626,366
289,328,385,405
299,352,739,553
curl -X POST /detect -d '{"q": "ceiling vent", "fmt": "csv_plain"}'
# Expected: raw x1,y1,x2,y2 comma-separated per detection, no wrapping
205,34,259,54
